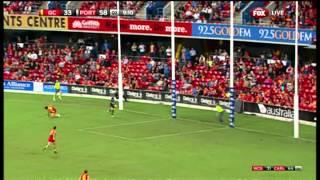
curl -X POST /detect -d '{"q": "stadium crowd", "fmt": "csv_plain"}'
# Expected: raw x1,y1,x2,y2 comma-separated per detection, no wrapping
269,1,316,28
3,36,316,112
3,1,145,16
175,1,316,28
3,1,316,28
3,1,42,14
79,1,145,14
175,1,250,23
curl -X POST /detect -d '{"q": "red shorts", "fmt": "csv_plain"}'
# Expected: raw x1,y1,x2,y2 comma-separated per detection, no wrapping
48,137,55,143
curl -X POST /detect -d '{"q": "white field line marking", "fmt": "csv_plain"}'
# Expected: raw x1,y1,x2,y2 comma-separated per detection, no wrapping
78,119,166,131
126,109,225,128
125,109,316,143
125,109,162,117
179,117,225,127
234,127,316,143
79,127,228,141
78,129,133,141
137,127,229,140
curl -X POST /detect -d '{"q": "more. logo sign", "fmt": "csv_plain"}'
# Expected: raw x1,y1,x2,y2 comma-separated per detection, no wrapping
165,26,187,33
129,24,152,31
250,7,269,19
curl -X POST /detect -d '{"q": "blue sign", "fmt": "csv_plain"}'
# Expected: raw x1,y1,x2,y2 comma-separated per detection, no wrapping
3,80,34,91
43,83,69,93
192,23,316,45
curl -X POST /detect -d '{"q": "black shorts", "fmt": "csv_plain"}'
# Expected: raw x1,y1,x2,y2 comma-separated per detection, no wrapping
55,89,61,93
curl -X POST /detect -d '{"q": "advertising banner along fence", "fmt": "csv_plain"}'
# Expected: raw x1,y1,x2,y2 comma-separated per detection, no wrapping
4,14,68,31
192,23,316,45
67,17,192,36
243,102,316,122
67,17,315,45
120,19,192,36
4,80,34,91
43,83,69,93
68,17,117,32
4,15,315,45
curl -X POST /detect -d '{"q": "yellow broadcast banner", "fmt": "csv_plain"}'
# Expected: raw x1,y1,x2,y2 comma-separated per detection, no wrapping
4,14,68,31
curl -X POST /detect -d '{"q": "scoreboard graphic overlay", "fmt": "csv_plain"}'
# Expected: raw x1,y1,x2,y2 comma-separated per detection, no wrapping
252,165,303,171
39,9,135,16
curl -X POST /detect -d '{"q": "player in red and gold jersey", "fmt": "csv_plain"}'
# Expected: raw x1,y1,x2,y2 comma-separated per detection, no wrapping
43,126,57,153
79,170,89,180
45,105,61,118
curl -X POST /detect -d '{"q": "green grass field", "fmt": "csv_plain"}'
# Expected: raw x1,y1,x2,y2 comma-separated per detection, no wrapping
4,92,316,180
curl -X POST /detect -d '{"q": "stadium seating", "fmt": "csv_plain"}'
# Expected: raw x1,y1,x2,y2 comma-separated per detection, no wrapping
3,37,316,112
174,1,316,29
47,1,68,10
175,1,250,23
80,1,117,10
146,1,169,20
79,1,145,15
3,1,42,14
271,1,316,28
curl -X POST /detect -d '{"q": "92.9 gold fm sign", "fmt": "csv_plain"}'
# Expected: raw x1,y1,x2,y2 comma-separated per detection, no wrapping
4,15,68,31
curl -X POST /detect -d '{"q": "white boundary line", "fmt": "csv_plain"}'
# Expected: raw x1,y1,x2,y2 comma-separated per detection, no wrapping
78,126,228,141
137,127,229,140
234,127,316,143
124,109,165,117
77,116,228,141
125,109,226,128
78,129,133,141
78,119,166,131
76,110,229,141
125,109,316,143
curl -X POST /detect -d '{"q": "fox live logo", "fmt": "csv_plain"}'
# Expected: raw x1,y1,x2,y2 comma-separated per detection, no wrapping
250,7,284,19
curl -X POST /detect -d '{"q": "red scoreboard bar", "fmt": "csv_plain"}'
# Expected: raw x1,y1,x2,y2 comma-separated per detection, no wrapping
39,9,143,17
39,9,63,16
39,9,76,16
75,9,97,16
